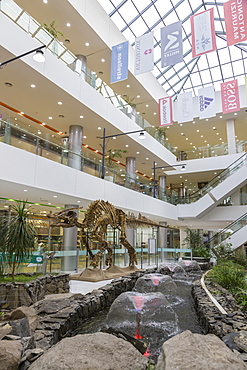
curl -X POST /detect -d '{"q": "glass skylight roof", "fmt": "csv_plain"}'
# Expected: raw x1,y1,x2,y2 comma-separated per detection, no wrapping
97,0,247,97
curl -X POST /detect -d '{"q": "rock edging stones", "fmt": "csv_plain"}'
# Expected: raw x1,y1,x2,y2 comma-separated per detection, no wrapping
192,279,247,363
0,274,70,310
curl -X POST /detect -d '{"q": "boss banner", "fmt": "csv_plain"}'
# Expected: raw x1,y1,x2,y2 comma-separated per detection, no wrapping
221,79,240,114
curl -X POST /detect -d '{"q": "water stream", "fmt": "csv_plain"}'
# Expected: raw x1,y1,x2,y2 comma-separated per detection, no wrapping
74,263,204,362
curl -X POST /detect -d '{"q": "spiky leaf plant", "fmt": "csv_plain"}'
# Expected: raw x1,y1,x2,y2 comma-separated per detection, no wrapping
0,201,36,281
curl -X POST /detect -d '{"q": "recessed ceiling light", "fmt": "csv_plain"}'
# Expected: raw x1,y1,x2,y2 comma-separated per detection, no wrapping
146,157,149,160
98,127,101,130
42,122,46,126
24,189,27,192
180,124,183,126
113,136,116,139
80,115,84,118
66,23,71,27
145,104,149,107
192,121,195,123
125,144,129,147
219,138,222,140
85,42,89,46
48,117,52,119
83,135,87,139
43,0,48,3
137,95,140,98
127,84,130,88
213,127,216,130
234,112,237,115
20,112,24,115
200,135,203,137
38,131,41,134
206,118,208,121
136,152,139,154
31,84,36,88
77,200,80,203
101,59,105,62
53,195,57,198
220,116,222,118
216,132,219,135
14,118,17,121
58,101,62,105
153,112,156,115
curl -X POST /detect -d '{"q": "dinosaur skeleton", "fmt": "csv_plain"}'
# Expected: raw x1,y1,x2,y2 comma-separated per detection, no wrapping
47,200,172,269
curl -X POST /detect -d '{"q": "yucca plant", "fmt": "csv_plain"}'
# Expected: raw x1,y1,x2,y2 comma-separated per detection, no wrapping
0,201,37,281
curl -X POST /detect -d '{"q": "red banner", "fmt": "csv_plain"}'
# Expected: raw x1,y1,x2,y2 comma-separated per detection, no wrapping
221,79,240,114
158,97,173,126
224,0,247,46
190,8,216,58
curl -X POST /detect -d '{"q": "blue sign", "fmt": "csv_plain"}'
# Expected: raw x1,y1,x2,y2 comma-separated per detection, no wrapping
110,41,129,84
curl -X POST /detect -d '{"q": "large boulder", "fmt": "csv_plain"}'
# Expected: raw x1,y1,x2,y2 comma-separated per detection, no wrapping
29,332,148,370
0,340,23,370
157,330,247,370
0,323,12,340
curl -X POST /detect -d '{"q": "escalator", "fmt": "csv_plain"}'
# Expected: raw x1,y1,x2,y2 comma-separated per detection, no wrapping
205,213,247,251
176,153,247,218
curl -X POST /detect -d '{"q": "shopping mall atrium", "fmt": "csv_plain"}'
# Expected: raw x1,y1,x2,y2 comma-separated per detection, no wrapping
0,0,247,271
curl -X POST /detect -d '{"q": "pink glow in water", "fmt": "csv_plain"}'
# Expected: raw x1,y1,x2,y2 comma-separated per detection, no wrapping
132,295,145,311
150,276,161,286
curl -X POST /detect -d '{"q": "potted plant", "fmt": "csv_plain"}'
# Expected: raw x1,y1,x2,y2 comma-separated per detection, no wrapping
43,20,64,39
0,200,37,281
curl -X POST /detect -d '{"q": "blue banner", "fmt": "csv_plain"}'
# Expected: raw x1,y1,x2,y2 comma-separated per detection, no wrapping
110,41,129,84
161,21,183,68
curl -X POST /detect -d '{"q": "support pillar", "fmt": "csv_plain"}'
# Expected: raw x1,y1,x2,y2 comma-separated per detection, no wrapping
62,205,79,272
179,227,187,248
126,157,136,187
74,54,87,80
159,175,166,200
68,125,83,171
226,119,237,154
159,222,167,261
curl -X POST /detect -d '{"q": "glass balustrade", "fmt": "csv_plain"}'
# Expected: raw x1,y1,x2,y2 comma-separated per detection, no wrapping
1,117,247,205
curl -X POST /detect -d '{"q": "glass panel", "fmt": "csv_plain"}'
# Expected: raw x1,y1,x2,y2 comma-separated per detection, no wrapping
1,0,22,20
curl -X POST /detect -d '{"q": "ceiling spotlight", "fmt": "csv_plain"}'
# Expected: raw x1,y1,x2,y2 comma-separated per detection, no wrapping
138,132,145,140
181,165,186,171
33,49,46,63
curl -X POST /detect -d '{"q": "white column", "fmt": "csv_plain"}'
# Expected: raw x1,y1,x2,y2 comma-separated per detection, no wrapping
226,119,236,154
68,125,83,171
62,205,79,272
158,222,167,261
126,157,136,184
179,227,187,248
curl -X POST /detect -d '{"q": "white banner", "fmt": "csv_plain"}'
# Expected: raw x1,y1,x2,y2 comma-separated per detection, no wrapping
158,97,173,126
134,32,154,76
177,91,193,123
161,21,183,68
198,86,216,119
191,8,216,58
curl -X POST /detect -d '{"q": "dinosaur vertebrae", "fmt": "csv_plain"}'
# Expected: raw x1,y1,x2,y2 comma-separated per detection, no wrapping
48,200,137,269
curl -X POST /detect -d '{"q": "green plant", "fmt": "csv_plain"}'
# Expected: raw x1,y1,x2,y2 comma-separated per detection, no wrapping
212,242,233,261
105,148,127,168
0,201,37,281
183,228,204,250
43,20,64,39
155,126,167,141
235,288,247,312
232,249,247,268
192,246,211,258
207,260,246,294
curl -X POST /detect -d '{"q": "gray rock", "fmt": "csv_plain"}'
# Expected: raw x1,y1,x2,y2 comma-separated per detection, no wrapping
157,330,247,370
29,332,148,370
9,317,31,337
0,340,23,370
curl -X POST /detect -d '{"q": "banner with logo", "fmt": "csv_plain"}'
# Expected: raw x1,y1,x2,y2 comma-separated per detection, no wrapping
177,91,193,123
198,86,216,119
158,97,173,126
191,8,216,58
224,0,247,46
161,21,183,68
134,32,154,75
110,41,129,84
221,79,240,114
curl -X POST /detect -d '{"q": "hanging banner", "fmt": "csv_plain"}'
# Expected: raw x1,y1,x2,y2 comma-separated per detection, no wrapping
134,32,154,75
224,0,247,46
110,41,128,84
198,86,216,119
158,97,173,126
161,21,183,68
221,79,240,114
190,8,216,58
177,91,193,123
